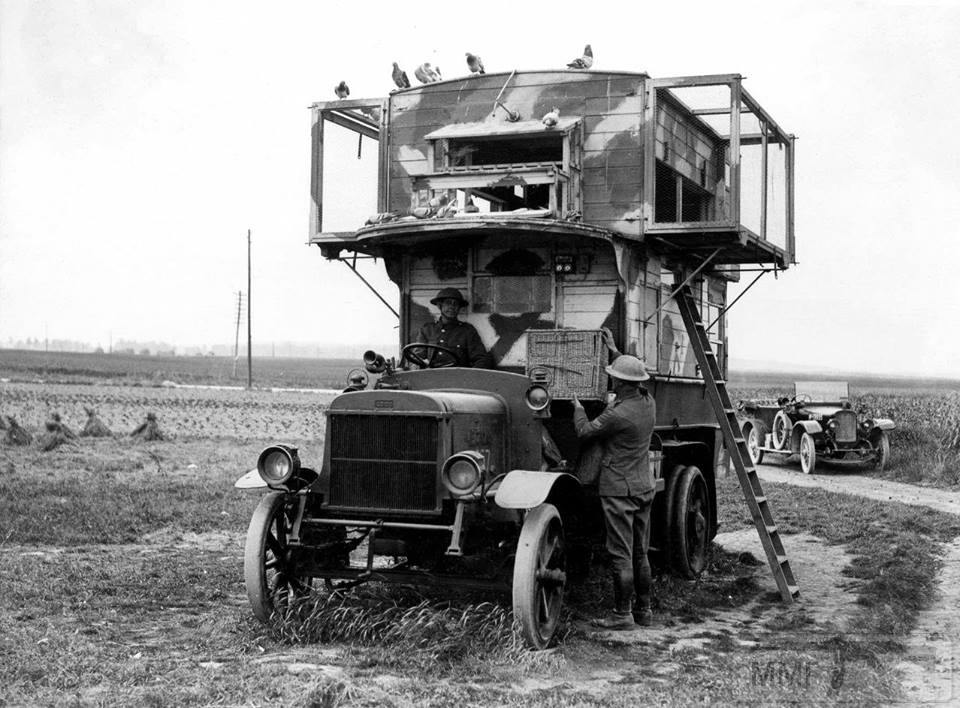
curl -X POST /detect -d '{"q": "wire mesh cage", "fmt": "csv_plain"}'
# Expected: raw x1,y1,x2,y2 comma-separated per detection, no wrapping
525,329,609,400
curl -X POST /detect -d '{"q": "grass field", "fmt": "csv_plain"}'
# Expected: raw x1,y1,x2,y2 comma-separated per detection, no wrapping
0,348,363,390
2,352,960,704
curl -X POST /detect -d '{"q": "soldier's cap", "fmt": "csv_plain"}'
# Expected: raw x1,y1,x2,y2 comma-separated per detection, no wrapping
605,354,650,382
430,288,468,307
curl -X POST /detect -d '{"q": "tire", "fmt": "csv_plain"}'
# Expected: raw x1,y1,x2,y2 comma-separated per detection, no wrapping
746,424,764,466
670,466,710,578
873,431,891,472
512,503,566,650
772,411,791,450
244,492,312,623
799,432,817,475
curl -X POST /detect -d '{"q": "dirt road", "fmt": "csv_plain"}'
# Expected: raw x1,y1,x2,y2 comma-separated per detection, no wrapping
753,461,960,703
754,463,960,516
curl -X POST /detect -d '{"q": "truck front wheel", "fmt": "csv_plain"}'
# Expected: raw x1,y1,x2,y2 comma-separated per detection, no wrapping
512,503,567,650
244,492,312,622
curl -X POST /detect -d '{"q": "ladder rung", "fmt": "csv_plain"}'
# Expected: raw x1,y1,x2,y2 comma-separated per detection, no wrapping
733,437,745,444
765,524,777,535
777,555,789,565
755,496,766,504
788,585,800,597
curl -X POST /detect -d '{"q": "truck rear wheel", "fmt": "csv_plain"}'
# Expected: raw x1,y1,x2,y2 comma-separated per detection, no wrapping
669,466,710,578
512,503,567,650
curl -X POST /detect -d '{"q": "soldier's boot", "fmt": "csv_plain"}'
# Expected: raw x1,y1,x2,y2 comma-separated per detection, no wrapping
592,569,635,630
633,554,653,626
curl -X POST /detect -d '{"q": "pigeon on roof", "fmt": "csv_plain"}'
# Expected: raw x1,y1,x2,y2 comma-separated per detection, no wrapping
566,44,593,69
415,62,442,84
334,80,350,99
542,106,560,128
392,62,411,89
466,52,485,74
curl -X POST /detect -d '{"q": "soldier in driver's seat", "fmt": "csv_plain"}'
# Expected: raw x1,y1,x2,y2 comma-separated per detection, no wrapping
414,288,492,368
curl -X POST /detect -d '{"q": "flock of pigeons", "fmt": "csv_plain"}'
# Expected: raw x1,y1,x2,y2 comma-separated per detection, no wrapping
333,44,593,99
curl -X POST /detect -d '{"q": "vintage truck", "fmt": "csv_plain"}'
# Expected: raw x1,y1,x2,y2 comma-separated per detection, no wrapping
236,67,797,648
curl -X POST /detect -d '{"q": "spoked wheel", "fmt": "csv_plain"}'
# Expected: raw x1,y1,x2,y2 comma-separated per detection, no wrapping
244,492,313,622
512,503,567,650
746,424,764,466
772,411,791,450
872,431,891,472
670,466,710,578
799,432,817,474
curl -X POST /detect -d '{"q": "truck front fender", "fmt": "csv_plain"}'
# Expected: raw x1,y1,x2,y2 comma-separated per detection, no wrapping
494,470,581,510
872,418,895,431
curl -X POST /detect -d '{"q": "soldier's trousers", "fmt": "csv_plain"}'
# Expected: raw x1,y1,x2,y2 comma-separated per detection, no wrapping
601,495,653,613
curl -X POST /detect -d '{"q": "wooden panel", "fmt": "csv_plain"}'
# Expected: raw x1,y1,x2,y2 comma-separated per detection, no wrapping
582,166,642,187
584,147,642,168
585,114,641,134
585,95,644,116
562,286,618,311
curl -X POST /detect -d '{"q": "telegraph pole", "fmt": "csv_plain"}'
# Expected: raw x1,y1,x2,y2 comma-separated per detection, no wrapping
247,229,253,389
232,291,243,378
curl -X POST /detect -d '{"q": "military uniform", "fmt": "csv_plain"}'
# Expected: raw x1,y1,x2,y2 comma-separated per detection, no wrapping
417,318,491,368
574,386,656,623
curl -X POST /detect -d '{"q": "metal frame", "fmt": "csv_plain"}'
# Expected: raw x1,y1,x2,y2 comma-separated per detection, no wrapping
643,75,795,264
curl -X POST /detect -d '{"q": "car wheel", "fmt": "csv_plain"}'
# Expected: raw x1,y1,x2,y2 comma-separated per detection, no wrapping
670,466,710,578
872,431,891,472
512,503,566,650
799,433,817,475
244,492,313,623
746,424,764,466
772,411,791,450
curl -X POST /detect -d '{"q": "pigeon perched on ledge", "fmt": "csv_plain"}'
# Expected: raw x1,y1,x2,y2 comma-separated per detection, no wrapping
392,62,411,89
567,44,593,69
415,62,442,83
466,52,485,74
542,106,560,128
334,80,350,99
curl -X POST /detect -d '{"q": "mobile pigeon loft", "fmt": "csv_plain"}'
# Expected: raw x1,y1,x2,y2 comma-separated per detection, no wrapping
235,68,800,649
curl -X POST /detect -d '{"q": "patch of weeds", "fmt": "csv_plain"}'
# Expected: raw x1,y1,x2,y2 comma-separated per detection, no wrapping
274,587,528,674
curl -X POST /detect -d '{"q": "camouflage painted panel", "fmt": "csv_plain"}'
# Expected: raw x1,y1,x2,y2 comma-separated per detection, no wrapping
387,71,644,236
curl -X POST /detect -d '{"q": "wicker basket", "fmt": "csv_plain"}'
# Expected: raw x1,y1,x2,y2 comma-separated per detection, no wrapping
525,329,608,400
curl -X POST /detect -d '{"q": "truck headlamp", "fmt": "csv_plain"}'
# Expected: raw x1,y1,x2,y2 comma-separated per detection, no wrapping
257,445,300,486
441,451,485,496
524,385,551,412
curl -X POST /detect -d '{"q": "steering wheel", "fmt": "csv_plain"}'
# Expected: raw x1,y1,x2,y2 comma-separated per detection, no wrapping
401,342,463,369
793,393,813,404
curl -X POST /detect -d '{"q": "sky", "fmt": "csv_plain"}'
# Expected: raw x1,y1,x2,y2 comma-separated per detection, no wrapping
1,0,959,377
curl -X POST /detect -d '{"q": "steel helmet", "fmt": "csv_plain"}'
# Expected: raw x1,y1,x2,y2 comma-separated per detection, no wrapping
430,288,468,306
605,354,650,382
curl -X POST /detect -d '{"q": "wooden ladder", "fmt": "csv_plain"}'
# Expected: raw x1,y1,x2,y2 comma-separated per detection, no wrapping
675,283,799,602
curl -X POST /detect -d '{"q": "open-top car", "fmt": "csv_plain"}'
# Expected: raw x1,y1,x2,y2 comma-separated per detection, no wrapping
738,381,894,474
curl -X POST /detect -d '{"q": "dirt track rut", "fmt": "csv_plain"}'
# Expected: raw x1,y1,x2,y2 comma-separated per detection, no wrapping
754,463,960,702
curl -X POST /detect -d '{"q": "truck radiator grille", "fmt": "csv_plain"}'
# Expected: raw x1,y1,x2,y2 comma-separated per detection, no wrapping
327,415,439,512
834,410,857,443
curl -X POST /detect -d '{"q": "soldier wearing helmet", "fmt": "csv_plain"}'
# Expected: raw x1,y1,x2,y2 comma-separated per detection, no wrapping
572,347,656,630
415,288,492,368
